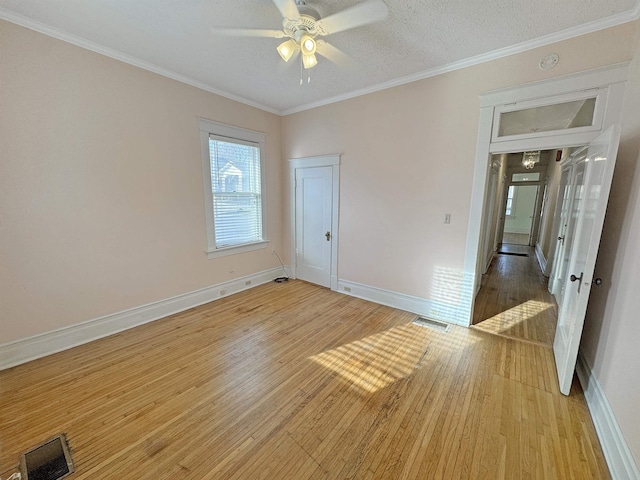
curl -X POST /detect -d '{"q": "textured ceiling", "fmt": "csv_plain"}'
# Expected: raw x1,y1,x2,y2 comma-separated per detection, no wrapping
1,0,638,114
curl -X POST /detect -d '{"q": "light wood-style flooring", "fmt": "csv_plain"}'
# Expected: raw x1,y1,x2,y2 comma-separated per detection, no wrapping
0,280,607,479
472,246,557,347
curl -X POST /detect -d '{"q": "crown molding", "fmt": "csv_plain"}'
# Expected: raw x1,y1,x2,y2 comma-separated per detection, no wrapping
281,7,640,115
0,9,281,116
1,3,638,117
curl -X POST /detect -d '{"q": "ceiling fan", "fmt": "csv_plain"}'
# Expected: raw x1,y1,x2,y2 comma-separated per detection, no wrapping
211,0,388,73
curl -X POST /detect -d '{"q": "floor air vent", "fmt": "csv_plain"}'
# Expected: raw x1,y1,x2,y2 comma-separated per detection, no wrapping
412,317,451,332
20,434,74,480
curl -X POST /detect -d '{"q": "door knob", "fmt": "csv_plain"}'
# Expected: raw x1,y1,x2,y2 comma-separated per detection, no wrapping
593,278,603,286
570,272,584,294
570,273,583,283
325,231,331,241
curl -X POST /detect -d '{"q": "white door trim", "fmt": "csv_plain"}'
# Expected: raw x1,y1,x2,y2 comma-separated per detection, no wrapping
462,63,628,326
289,154,340,290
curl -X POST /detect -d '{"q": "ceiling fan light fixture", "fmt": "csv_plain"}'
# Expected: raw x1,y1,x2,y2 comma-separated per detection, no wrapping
277,39,298,62
300,34,316,56
302,53,317,69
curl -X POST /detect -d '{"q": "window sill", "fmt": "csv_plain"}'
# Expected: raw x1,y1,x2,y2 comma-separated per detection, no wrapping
206,240,269,259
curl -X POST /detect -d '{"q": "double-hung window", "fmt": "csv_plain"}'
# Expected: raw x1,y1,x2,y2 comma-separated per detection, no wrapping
199,119,267,258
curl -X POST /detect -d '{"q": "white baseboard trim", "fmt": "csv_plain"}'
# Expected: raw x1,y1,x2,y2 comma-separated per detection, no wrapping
535,243,547,274
0,267,284,371
336,279,467,327
504,228,531,234
576,351,640,480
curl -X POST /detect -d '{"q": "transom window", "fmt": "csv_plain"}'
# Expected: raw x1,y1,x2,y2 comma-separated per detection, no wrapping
199,119,267,258
512,172,540,182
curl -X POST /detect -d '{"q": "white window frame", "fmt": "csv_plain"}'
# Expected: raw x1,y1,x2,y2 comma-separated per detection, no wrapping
199,118,268,259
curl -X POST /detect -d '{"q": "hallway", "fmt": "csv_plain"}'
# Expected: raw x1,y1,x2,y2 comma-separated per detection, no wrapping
472,245,557,347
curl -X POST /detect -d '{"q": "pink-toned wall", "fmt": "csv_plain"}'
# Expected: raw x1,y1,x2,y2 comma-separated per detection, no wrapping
581,24,640,466
0,20,283,344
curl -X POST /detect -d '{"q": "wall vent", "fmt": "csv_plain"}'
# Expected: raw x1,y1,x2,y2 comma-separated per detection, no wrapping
412,317,451,333
20,434,74,480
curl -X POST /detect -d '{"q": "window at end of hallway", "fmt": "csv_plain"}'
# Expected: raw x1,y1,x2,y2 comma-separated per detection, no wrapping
505,186,517,218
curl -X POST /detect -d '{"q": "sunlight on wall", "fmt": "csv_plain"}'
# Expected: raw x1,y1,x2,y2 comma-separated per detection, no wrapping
309,322,471,394
430,266,475,325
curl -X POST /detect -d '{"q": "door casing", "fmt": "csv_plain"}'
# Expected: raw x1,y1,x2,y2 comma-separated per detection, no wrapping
462,63,629,326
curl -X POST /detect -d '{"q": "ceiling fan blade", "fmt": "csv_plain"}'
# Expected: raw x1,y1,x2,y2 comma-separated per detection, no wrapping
316,41,351,67
315,0,388,36
211,27,285,38
272,0,300,20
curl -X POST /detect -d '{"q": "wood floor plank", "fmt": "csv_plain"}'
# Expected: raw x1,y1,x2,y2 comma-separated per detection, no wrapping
473,246,557,347
0,280,608,479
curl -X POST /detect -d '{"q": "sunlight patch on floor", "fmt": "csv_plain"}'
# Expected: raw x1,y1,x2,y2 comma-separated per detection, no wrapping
473,300,553,338
309,322,467,394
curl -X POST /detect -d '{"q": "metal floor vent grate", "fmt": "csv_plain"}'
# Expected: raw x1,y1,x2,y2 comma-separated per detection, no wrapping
412,317,451,332
20,434,74,480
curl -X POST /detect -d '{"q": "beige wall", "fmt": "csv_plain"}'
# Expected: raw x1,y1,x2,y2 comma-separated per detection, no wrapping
282,22,636,302
0,20,283,344
581,22,640,465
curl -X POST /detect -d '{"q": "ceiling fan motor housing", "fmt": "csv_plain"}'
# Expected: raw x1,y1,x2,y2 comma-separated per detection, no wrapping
284,12,320,39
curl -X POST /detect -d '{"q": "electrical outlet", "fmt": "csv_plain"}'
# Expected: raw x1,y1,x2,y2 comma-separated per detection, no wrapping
220,289,227,296
344,286,351,292
245,280,251,286
444,214,451,224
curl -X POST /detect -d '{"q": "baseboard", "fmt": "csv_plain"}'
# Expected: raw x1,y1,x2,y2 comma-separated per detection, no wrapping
336,279,467,327
576,352,640,480
0,267,284,371
503,228,531,234
535,243,547,274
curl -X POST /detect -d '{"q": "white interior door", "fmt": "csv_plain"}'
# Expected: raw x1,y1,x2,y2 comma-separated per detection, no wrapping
553,125,621,395
295,166,333,288
548,165,574,289
551,155,587,305
481,167,499,272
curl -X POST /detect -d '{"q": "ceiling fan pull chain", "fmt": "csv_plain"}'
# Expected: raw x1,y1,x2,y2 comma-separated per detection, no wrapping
300,56,303,86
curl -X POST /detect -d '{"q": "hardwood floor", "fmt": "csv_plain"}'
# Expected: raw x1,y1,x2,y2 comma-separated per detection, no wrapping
472,246,557,347
0,280,607,479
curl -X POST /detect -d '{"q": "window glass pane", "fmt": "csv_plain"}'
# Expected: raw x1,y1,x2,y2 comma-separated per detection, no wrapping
498,98,596,137
209,138,262,248
512,172,540,182
505,186,515,216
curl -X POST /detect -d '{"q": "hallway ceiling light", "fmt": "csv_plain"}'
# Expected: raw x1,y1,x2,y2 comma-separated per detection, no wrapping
522,151,541,169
